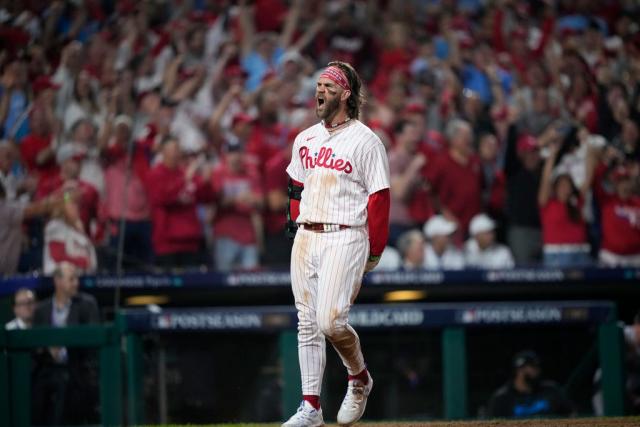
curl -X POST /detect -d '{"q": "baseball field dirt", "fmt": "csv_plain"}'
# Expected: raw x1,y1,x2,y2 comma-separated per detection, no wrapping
352,417,640,426
193,418,640,427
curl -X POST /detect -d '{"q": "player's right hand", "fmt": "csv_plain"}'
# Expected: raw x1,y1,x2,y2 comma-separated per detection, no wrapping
364,258,380,274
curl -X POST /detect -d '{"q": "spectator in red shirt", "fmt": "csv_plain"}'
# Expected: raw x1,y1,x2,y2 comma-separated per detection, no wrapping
147,136,212,269
566,73,599,133
491,6,554,82
389,119,434,245
102,116,153,271
538,140,591,267
428,118,482,236
35,144,100,239
211,140,264,271
590,158,640,267
246,86,291,168
20,110,59,198
324,4,376,79
19,76,61,196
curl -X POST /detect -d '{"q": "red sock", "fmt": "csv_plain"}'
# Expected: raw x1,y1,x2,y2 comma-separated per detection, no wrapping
303,395,320,410
348,368,369,385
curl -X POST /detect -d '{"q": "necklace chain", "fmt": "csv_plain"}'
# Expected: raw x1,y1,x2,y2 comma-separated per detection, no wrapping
325,117,351,129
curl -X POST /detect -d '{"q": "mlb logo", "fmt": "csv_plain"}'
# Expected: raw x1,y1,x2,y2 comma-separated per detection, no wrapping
157,315,172,329
461,310,476,323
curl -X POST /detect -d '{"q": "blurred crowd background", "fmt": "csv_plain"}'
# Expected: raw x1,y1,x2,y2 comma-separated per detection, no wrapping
1,0,640,276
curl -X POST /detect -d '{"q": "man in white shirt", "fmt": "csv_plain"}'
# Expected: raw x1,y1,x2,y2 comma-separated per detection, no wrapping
5,288,35,330
465,213,515,269
397,229,426,270
423,215,465,270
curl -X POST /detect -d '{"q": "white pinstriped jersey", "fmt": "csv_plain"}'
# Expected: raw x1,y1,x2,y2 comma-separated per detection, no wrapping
286,120,390,227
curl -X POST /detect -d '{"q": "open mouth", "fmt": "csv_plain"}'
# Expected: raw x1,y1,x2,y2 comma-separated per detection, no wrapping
317,97,325,107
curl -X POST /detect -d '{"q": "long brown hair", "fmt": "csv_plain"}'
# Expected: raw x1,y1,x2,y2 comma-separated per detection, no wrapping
327,61,365,120
553,174,581,223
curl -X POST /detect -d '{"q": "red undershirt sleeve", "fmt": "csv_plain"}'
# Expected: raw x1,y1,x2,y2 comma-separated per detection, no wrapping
367,188,390,257
290,179,303,221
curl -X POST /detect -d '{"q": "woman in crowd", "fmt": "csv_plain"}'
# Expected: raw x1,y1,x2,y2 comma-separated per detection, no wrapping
538,130,591,267
43,192,97,275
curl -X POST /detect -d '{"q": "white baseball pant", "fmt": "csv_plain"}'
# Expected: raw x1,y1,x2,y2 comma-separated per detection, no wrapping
291,226,369,395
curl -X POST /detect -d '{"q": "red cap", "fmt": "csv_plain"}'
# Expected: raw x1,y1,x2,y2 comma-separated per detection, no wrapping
404,102,426,115
116,0,137,14
560,27,581,39
510,27,528,41
450,15,470,32
261,70,278,84
224,64,248,79
459,33,475,49
168,18,189,33
611,165,632,181
32,76,61,94
188,10,216,24
517,134,538,152
231,113,254,128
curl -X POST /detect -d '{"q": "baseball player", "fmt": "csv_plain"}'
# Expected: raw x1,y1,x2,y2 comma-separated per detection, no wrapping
283,61,390,426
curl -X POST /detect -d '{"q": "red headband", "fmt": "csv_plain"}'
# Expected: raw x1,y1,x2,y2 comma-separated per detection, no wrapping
319,66,350,91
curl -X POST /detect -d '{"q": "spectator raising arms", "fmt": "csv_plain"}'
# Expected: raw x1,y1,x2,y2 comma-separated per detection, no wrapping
37,143,100,239
538,129,591,268
147,136,213,269
1,181,57,276
0,0,639,275
102,115,153,270
211,140,263,271
587,146,640,267
504,125,543,265
19,77,61,198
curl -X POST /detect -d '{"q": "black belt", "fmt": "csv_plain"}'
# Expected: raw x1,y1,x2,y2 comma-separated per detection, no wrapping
301,223,351,232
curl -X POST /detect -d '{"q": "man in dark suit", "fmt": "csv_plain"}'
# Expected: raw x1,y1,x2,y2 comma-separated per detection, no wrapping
32,261,100,425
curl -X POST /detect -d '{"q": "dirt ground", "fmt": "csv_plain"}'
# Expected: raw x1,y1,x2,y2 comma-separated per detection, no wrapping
205,418,640,427
348,418,640,427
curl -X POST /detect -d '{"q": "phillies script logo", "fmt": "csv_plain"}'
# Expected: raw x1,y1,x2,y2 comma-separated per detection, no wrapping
300,146,353,173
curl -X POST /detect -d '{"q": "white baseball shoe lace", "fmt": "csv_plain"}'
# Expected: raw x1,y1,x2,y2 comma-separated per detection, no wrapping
282,401,324,427
337,371,373,426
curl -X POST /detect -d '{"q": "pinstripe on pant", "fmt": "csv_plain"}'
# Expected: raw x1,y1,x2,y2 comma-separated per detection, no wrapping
291,226,369,395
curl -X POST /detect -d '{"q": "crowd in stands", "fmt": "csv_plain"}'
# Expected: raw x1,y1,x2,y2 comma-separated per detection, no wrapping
0,0,639,276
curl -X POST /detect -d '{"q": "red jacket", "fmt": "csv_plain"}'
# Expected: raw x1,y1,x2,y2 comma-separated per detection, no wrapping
594,164,640,255
147,163,213,255
427,150,483,233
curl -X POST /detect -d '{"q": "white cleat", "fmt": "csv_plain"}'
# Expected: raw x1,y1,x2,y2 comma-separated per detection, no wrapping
282,400,324,427
337,371,373,426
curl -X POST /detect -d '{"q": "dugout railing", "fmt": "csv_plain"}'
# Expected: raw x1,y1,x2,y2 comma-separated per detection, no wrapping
0,323,124,427
0,300,627,426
